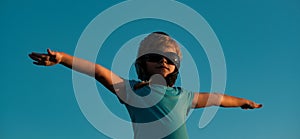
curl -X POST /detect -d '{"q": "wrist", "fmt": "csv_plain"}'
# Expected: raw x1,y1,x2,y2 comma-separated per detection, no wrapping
57,52,65,64
58,52,73,68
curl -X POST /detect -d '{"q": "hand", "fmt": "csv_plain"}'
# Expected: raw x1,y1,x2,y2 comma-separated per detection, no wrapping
29,49,62,66
241,100,263,110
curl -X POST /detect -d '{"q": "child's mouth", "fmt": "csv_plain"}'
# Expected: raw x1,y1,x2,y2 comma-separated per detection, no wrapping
157,66,169,70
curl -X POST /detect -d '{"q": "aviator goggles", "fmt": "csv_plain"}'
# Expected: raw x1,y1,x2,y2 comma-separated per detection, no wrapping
141,52,180,68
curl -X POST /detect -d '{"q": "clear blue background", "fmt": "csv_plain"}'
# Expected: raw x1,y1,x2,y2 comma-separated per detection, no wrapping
1,0,299,139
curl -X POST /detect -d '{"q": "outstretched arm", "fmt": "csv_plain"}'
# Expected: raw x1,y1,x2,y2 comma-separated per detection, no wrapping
192,93,262,109
29,49,124,94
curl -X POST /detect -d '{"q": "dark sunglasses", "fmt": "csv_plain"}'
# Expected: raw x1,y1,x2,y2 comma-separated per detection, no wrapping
141,52,180,67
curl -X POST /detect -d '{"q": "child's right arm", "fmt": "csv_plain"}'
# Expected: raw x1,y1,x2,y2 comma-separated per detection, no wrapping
29,49,124,94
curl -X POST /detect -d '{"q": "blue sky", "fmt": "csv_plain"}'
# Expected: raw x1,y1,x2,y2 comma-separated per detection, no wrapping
1,0,300,139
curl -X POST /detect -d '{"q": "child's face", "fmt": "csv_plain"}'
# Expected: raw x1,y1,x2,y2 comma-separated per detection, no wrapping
145,47,177,78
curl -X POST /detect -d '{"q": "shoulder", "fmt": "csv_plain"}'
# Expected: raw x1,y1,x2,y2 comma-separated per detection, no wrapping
169,86,194,97
123,79,141,89
173,86,193,94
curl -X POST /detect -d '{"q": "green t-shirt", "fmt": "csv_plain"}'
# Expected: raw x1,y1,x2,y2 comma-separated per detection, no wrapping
119,80,194,139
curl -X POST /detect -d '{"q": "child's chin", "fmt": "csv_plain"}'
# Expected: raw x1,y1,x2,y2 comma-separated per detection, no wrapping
159,73,169,78
151,72,168,78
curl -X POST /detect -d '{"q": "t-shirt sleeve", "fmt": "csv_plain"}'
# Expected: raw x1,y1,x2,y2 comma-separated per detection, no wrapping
117,79,140,104
178,87,195,113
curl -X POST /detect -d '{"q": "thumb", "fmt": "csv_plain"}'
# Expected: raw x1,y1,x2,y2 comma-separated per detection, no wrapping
47,48,55,56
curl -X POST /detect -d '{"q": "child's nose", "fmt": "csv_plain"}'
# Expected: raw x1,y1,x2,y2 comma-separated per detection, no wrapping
159,57,168,64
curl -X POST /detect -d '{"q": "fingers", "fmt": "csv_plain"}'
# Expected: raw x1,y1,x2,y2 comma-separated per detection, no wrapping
30,55,46,66
29,52,44,58
241,102,263,110
29,53,49,61
33,61,46,65
255,104,263,108
29,53,40,61
29,49,60,66
251,102,263,109
29,52,51,66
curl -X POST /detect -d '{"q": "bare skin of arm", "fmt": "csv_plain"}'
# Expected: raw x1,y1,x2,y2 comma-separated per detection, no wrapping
28,49,124,94
192,93,262,109
29,49,262,110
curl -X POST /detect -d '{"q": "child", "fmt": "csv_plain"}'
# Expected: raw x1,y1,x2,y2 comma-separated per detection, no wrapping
29,32,262,139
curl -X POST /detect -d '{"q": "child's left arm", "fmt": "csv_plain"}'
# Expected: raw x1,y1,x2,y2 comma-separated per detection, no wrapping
192,93,262,109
